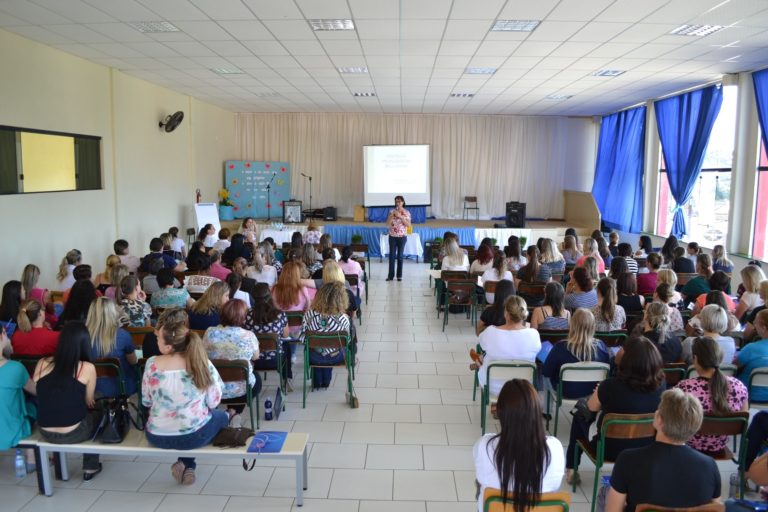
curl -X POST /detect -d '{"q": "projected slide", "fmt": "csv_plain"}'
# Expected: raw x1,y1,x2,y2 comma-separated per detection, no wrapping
363,145,431,206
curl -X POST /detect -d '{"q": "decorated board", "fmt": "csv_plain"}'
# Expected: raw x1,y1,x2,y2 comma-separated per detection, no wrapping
224,160,291,219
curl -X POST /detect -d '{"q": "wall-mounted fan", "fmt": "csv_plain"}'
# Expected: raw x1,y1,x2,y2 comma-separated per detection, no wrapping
159,111,184,132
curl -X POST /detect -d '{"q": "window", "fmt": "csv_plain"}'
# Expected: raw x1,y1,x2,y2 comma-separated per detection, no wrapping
656,85,737,245
753,138,768,260
0,126,102,194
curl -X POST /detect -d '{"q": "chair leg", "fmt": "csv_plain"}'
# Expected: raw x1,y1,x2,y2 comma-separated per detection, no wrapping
553,398,560,437
255,391,260,430
481,388,487,434
472,370,478,401
572,444,581,492
590,462,601,512
545,391,551,431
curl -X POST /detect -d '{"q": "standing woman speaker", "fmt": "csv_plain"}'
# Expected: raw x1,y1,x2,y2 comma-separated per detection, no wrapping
386,195,411,282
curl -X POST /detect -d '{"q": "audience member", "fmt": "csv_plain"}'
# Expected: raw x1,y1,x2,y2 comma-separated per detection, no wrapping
231,257,257,296
222,234,252,265
681,305,736,365
660,235,679,266
592,277,626,332
561,235,582,265
577,239,606,274
212,228,231,253
0,280,22,327
114,239,140,274
86,297,137,396
470,244,494,274
246,247,278,288
0,328,36,457
541,238,566,274
118,275,151,327
55,280,97,329
56,249,82,290
735,266,766,321
246,283,293,384
272,261,316,316
238,218,258,244
530,282,570,330
616,243,638,274
142,258,167,295
672,246,696,274
636,253,661,295
681,254,713,305
517,246,552,284
634,235,654,259
303,282,351,389
653,283,684,332
185,241,209,271
151,268,194,309
504,236,527,271
208,250,231,281
476,281,516,335
12,299,59,355
168,226,186,258
627,302,682,364
607,257,628,280
140,238,186,273
711,244,734,273
184,257,220,295
481,251,513,304
657,269,683,306
226,273,251,308
564,267,598,311
187,281,229,330
93,255,120,293
303,223,322,245
616,272,645,314
736,310,768,402
198,223,217,248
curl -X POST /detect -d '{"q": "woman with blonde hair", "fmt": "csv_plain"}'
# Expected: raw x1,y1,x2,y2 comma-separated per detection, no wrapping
21,264,55,325
11,299,59,356
142,308,226,485
711,245,733,273
541,238,566,274
188,281,229,331
735,266,766,321
303,281,351,389
561,235,582,265
258,240,282,275
627,302,681,363
246,245,278,288
592,277,626,332
57,249,82,290
103,263,129,300
577,239,605,274
93,255,121,293
476,296,541,396
442,238,470,271
86,297,137,396
542,308,610,397
272,261,316,313
657,269,683,306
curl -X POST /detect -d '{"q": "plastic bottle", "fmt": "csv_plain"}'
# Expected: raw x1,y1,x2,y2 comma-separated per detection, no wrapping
728,473,739,498
14,449,25,479
264,398,273,421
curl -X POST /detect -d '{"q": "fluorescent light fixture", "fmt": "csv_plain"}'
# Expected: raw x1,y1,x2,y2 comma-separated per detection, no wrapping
592,69,626,77
670,24,725,36
337,66,368,74
211,67,244,75
546,94,573,100
308,19,355,31
491,20,540,32
353,92,376,97
465,67,496,75
127,21,180,33
450,93,475,98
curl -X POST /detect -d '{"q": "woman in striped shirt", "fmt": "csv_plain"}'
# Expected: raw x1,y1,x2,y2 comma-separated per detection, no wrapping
303,282,351,389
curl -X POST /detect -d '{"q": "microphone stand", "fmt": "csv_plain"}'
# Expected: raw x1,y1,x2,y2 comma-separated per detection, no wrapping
300,172,313,215
265,172,276,221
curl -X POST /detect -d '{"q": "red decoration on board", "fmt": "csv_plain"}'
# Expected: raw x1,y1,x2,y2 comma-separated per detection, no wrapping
281,167,286,172
245,162,251,168
228,164,234,169
267,203,271,208
265,163,271,169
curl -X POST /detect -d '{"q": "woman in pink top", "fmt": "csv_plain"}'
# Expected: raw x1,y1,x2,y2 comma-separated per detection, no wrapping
338,246,365,297
208,250,232,281
272,261,316,312
21,264,57,326
576,238,605,274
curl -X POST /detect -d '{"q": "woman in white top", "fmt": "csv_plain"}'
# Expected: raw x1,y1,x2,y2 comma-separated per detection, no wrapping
681,304,736,365
735,266,766,321
56,249,82,290
470,244,495,274
477,296,541,396
481,251,513,304
246,247,278,288
442,239,470,271
474,379,565,512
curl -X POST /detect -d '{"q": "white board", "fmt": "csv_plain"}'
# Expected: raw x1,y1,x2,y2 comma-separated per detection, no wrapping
194,203,221,235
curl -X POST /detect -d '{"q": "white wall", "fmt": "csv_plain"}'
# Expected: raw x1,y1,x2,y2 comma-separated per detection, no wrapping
0,29,236,290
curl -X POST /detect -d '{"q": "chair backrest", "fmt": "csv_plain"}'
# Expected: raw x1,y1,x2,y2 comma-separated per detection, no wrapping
676,273,698,286
49,290,65,304
483,488,571,512
686,364,737,378
551,273,564,283
256,332,279,352
441,270,469,280
344,274,359,287
537,330,570,344
635,503,724,512
749,368,768,402
594,331,627,347
191,329,206,338
559,362,610,384
517,282,547,298
305,330,349,351
600,413,656,441
483,281,498,294
10,354,42,377
286,311,305,327
211,359,250,383
446,280,476,305
662,363,688,387
465,196,478,203
93,357,122,379
697,412,748,438
486,360,537,388
350,243,369,255
125,326,154,348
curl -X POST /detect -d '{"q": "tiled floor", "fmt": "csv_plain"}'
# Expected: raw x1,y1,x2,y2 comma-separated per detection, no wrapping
0,259,741,511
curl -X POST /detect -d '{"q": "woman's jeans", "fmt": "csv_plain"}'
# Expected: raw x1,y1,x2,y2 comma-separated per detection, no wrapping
309,349,346,388
388,235,407,279
40,413,100,471
145,410,229,469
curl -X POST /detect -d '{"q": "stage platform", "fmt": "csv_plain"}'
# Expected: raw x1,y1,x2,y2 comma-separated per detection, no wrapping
221,217,594,259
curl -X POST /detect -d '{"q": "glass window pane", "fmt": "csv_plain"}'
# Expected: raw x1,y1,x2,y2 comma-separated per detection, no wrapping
754,170,768,261
701,85,737,169
19,132,76,192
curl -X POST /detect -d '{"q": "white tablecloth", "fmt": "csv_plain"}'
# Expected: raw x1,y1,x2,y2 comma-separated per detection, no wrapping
474,228,532,248
379,233,423,261
260,229,302,245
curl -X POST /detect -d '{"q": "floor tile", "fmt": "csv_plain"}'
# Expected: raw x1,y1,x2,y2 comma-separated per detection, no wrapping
322,402,373,422
328,469,393,499
395,424,448,445
359,500,426,512
423,446,475,471
224,496,294,512
377,374,419,389
372,404,421,423
366,444,424,470
139,464,216,494
398,362,437,375
291,421,345,443
155,494,228,512
265,467,333,499
0,483,41,511
289,498,360,512
446,424,483,445
87,490,165,512
342,422,395,444
394,470,457,501
20,488,104,512
201,465,274,496
309,443,368,469
397,388,443,405
420,405,471,424
75,460,157,491
418,375,462,389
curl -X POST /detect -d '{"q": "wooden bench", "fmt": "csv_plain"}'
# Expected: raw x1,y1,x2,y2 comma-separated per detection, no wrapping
22,429,310,505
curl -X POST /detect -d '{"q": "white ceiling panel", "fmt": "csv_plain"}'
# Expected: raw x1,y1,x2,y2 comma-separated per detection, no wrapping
547,0,615,22
528,21,586,42
594,0,669,23
449,0,505,20
348,0,398,19
354,19,398,39
80,0,157,22
163,41,218,57
474,40,521,56
32,0,113,23
136,0,207,20
5,24,72,43
399,19,445,40
261,20,315,40
443,20,493,40
438,40,481,56
204,40,253,57
642,0,725,24
242,40,288,55
570,22,632,42
321,39,363,55
217,20,272,40
241,0,303,19
514,41,562,57
189,0,254,20
497,0,559,20
174,21,233,40
401,40,440,56
610,23,678,43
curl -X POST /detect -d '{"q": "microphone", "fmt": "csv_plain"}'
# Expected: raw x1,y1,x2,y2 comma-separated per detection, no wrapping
301,172,311,178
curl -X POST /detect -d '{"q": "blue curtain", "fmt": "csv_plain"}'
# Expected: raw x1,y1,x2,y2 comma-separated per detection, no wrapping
591,106,647,232
655,85,723,238
754,68,768,153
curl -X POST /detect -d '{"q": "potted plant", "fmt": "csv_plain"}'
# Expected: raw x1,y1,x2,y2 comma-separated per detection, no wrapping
519,236,527,249
351,233,363,244
218,188,235,221
490,238,497,247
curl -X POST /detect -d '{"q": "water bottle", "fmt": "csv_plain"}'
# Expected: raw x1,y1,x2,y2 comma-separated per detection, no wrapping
728,473,739,498
14,449,25,479
264,398,273,421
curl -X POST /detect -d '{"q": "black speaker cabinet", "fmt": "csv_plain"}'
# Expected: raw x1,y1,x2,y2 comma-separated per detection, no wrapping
505,202,526,228
323,207,337,221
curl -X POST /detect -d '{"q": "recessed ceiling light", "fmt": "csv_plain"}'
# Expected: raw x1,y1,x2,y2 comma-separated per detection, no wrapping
308,19,355,31
592,69,626,77
670,24,725,36
211,67,244,75
127,21,180,33
337,66,368,74
490,20,540,32
353,92,376,97
546,94,573,100
465,67,496,75
450,93,475,98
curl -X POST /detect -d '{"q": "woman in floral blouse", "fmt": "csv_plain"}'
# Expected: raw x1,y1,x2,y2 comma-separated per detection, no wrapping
677,336,747,454
203,299,260,423
142,308,226,485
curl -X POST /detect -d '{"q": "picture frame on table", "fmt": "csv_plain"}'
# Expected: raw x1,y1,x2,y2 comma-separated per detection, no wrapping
283,200,303,224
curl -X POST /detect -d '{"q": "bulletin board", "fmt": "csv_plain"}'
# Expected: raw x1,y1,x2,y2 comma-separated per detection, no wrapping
224,160,292,219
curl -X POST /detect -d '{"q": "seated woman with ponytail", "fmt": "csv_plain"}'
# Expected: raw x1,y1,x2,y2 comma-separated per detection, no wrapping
21,264,57,325
677,336,747,454
11,299,59,356
142,308,226,485
473,379,564,512
57,249,82,290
